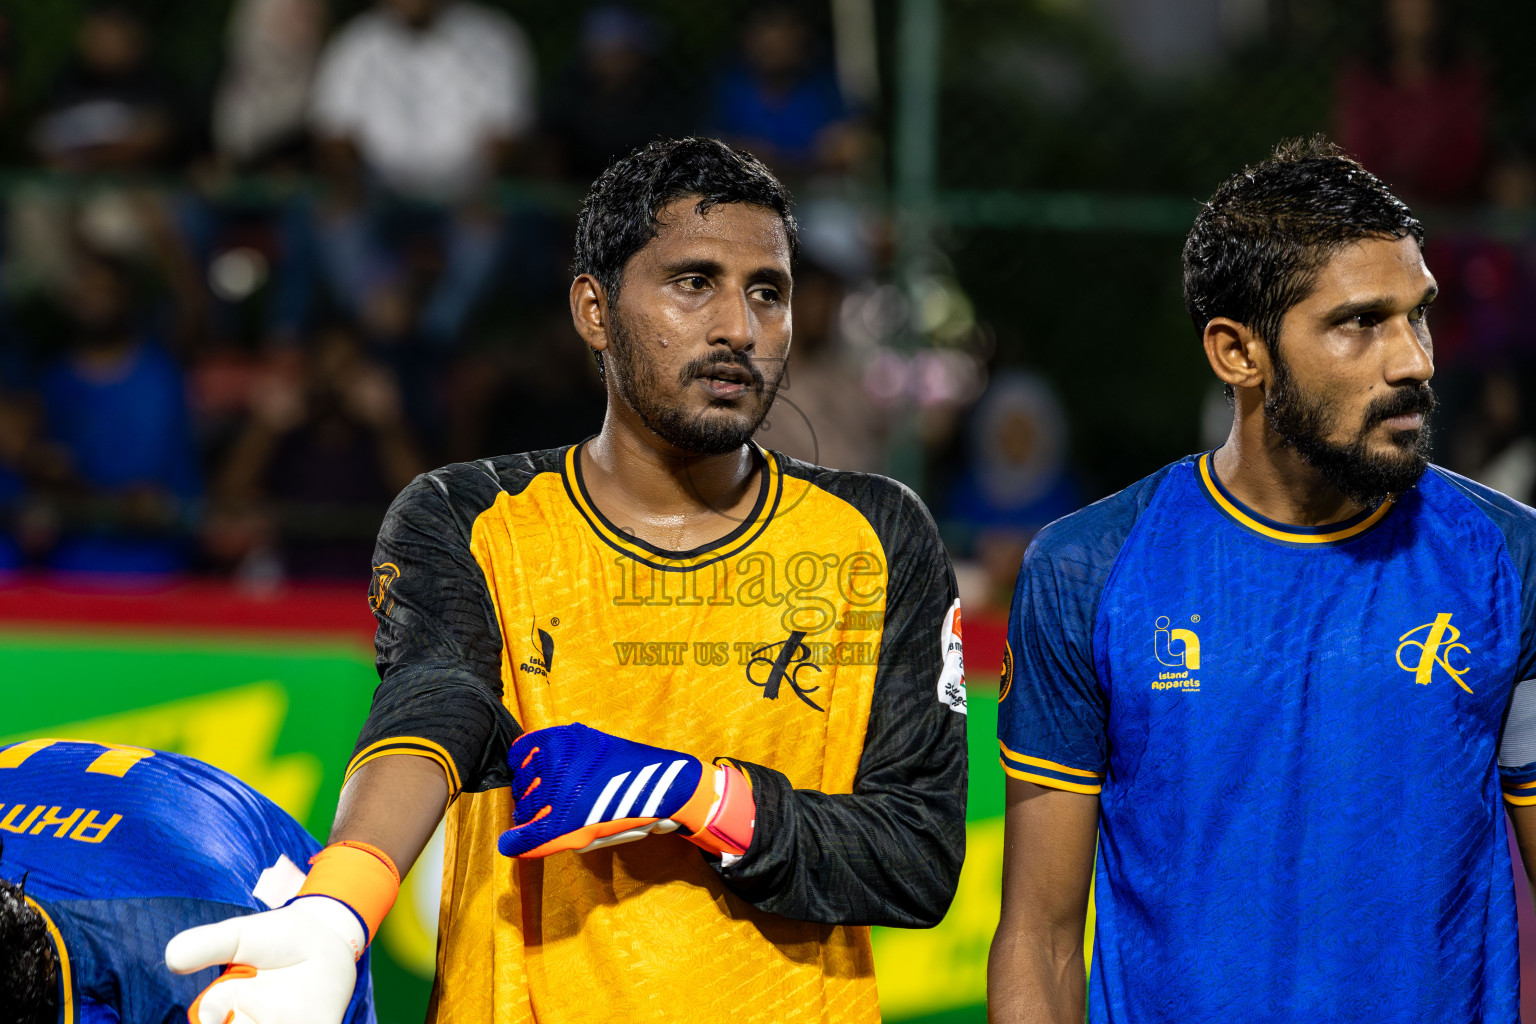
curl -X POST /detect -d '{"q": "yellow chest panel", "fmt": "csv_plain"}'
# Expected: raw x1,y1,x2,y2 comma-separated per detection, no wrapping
468,469,888,794
432,462,889,1024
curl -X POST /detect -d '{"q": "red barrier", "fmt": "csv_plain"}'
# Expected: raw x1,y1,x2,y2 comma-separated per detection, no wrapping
0,579,376,640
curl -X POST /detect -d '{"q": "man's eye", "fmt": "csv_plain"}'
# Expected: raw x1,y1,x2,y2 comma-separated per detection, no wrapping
752,287,781,304
678,276,708,290
1350,313,1381,329
1409,303,1431,324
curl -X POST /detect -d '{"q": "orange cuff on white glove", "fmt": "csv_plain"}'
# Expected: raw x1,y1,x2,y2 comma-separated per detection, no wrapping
296,841,400,947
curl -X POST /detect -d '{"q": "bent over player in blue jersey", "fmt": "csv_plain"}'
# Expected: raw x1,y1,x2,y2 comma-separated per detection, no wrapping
988,135,1536,1023
0,739,375,1024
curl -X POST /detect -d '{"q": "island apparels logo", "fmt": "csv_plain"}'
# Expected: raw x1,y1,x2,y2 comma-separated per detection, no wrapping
1151,615,1201,692
521,622,556,680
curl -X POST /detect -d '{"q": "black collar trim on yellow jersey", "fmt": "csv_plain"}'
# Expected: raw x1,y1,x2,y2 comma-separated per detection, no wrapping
562,440,783,572
1195,451,1395,546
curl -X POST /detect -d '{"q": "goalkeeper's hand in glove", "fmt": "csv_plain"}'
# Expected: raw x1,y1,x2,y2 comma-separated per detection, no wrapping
496,722,755,860
165,842,398,1024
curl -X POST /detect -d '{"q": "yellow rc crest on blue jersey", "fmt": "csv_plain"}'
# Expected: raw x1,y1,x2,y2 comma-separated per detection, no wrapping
1396,613,1473,693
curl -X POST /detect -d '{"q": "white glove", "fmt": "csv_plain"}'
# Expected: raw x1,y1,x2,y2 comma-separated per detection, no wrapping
165,896,364,1024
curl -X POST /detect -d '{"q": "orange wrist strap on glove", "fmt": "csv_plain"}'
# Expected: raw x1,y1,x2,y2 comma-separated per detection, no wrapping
295,840,401,951
672,761,756,858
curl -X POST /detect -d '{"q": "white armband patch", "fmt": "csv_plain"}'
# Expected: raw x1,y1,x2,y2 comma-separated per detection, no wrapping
1500,679,1536,769
938,598,967,715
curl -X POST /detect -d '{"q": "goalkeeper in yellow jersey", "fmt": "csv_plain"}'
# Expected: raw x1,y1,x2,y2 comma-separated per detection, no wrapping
171,137,968,1024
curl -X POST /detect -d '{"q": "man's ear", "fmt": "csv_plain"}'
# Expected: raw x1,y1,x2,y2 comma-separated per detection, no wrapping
1202,317,1269,392
569,274,611,354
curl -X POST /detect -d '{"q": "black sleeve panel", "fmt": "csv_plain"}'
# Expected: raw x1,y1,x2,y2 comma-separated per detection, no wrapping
717,461,967,927
354,457,548,794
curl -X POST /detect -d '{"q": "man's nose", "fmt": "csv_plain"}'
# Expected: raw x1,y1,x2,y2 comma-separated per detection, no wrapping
708,290,755,352
1386,316,1434,385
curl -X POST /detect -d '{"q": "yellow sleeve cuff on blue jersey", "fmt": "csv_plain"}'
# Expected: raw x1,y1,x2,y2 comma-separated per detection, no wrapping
999,741,1103,795
1503,778,1536,806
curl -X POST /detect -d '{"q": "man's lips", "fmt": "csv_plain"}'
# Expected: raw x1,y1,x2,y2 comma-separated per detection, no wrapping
695,364,756,399
1381,412,1424,431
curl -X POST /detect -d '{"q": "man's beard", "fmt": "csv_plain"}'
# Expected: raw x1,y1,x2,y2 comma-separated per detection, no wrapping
1264,350,1437,506
606,308,783,457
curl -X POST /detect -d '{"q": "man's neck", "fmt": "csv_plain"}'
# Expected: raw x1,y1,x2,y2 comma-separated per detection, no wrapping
581,410,760,549
1212,415,1368,528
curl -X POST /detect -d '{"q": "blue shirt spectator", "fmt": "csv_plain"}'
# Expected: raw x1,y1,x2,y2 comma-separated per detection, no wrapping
43,340,198,498
40,250,199,576
711,4,856,174
712,65,847,169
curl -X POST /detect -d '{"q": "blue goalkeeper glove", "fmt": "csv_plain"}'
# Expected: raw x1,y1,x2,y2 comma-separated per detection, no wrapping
496,723,755,860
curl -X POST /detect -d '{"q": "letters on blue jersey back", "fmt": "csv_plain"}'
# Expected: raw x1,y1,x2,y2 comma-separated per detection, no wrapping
0,739,319,906
0,739,376,1024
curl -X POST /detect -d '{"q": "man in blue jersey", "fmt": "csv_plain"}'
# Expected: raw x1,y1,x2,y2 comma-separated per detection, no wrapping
988,135,1536,1023
0,738,375,1024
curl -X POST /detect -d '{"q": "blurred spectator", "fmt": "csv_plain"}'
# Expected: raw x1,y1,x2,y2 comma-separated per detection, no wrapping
0,387,36,573
1098,0,1265,81
944,372,1080,612
11,5,206,345
711,3,866,177
216,326,425,579
309,0,534,349
34,249,200,576
0,13,13,124
542,5,686,181
1335,0,1486,205
312,0,534,200
213,0,327,170
33,3,180,172
1415,151,1536,368
754,263,887,472
446,314,605,463
1454,371,1536,505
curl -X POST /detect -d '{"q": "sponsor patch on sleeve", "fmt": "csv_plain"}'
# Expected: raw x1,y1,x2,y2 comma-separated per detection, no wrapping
938,598,967,715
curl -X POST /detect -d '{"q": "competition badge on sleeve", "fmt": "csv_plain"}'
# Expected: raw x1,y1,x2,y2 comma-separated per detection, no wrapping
938,599,967,714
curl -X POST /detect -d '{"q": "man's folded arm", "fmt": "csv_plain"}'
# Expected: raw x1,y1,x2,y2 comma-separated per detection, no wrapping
717,497,968,928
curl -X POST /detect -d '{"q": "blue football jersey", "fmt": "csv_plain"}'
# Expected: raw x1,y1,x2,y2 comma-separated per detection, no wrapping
0,740,375,1024
998,453,1536,1023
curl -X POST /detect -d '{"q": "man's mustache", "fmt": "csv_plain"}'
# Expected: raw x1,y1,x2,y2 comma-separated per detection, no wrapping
1365,383,1437,428
679,353,770,391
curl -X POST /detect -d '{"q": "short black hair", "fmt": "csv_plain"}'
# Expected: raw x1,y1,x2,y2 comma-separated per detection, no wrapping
0,874,58,1024
1182,135,1423,350
573,136,798,302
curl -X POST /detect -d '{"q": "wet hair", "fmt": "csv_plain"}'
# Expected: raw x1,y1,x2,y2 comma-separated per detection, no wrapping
573,137,797,303
0,871,58,1024
572,137,797,383
1182,135,1423,352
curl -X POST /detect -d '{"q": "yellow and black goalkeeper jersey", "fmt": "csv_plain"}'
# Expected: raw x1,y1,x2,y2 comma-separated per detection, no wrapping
350,442,967,1024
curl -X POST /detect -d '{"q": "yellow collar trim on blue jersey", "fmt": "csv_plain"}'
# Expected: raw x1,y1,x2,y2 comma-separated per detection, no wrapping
25,896,73,1024
1197,452,1395,545
562,441,783,571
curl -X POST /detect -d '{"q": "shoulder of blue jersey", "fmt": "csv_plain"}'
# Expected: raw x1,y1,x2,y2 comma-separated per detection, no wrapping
1020,455,1187,576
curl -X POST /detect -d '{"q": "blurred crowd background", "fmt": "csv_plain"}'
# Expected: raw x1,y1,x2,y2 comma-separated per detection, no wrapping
0,0,1532,616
